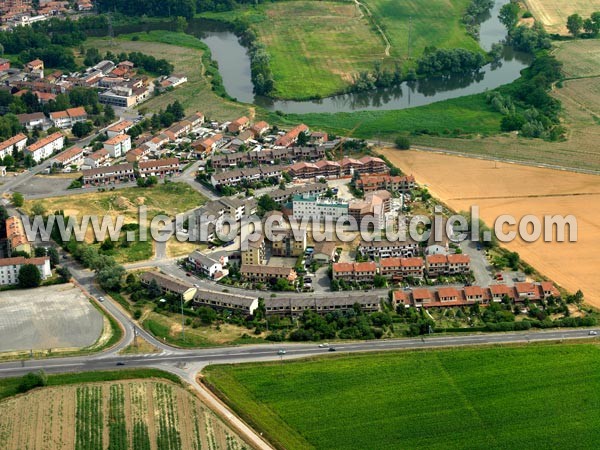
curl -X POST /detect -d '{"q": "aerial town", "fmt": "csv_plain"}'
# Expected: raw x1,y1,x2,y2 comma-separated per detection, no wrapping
0,0,598,448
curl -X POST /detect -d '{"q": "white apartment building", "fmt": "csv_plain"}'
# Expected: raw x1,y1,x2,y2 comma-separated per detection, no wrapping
0,133,27,159
292,194,349,221
0,256,51,286
25,132,64,163
103,134,131,158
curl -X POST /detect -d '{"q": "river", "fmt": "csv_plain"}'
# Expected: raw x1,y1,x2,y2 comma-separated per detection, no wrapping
113,0,531,113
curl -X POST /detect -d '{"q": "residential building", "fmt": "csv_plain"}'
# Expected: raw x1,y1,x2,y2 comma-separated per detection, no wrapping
210,164,285,188
138,158,181,178
83,149,110,169
188,251,228,279
265,293,382,317
240,264,297,283
271,229,306,257
274,124,309,147
192,289,258,315
106,120,134,138
268,183,328,204
379,257,425,280
139,271,196,301
358,238,420,259
250,120,269,137
48,107,87,129
82,163,135,186
0,256,51,286
241,235,266,265
332,261,377,283
446,254,471,274
425,254,471,276
0,133,27,159
16,112,48,130
192,133,224,156
53,146,84,168
6,216,31,255
292,194,348,221
103,134,131,158
312,241,337,264
227,116,250,134
357,174,416,193
25,131,64,162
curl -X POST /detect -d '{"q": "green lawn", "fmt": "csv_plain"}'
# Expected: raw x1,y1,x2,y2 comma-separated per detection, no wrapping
204,343,600,450
366,0,481,58
270,93,502,139
200,0,481,99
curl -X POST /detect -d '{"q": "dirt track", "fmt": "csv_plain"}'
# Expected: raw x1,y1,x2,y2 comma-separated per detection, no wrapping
380,148,600,307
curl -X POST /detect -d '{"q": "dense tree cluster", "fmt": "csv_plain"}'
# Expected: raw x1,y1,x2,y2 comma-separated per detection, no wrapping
96,0,196,19
491,55,564,140
348,62,404,93
232,21,274,96
462,0,495,38
499,3,551,53
416,47,486,76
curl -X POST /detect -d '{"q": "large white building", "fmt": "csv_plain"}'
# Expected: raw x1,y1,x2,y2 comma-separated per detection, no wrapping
0,133,27,159
25,132,64,163
103,134,131,158
0,256,51,286
292,194,348,221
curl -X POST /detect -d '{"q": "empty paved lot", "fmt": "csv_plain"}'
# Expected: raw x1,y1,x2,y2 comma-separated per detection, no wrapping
0,284,104,353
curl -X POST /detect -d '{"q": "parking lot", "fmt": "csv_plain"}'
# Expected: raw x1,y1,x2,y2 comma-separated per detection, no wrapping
0,284,104,353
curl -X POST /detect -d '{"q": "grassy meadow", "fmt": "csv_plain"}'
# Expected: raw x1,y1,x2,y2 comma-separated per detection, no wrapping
25,182,205,263
204,343,600,450
279,93,503,138
366,0,481,57
200,0,481,99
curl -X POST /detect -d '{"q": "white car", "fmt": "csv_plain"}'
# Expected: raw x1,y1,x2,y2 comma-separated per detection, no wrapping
98,296,105,302
589,331,598,336
318,343,329,348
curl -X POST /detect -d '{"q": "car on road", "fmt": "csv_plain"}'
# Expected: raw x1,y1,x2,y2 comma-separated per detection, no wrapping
98,296,104,302
589,331,598,335
328,347,336,352
186,272,192,277
476,243,482,251
318,343,329,348
277,349,287,355
116,362,125,366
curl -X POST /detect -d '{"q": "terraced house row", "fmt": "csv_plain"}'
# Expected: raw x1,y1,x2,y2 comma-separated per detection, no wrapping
393,282,561,309
333,254,471,283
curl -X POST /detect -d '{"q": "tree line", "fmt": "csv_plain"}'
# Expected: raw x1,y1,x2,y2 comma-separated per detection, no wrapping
566,12,600,38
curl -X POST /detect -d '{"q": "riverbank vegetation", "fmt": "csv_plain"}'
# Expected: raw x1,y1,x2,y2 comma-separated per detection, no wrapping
204,343,600,450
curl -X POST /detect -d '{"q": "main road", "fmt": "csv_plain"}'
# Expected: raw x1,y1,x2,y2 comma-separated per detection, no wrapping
0,328,597,379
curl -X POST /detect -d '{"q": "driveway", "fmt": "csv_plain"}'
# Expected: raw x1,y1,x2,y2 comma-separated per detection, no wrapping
460,239,493,286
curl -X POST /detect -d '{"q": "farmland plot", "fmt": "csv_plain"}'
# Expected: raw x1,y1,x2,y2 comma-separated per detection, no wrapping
0,380,248,450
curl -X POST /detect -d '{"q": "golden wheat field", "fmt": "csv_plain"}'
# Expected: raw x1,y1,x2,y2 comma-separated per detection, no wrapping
380,148,600,307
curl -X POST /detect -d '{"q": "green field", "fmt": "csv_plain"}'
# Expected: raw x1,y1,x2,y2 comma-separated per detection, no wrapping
367,0,481,57
204,344,600,449
276,93,503,139
200,0,481,99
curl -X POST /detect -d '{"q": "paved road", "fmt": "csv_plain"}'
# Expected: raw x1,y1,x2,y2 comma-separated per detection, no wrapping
0,328,597,379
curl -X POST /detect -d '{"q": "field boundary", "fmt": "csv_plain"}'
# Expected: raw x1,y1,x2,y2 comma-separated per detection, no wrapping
405,145,600,176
